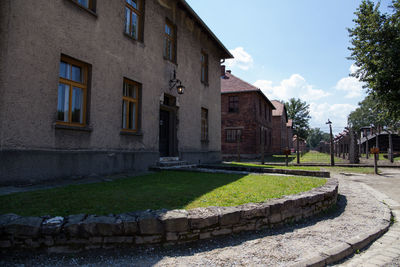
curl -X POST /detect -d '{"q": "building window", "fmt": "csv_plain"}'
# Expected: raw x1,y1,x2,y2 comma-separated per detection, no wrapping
201,108,208,141
164,20,176,62
265,105,267,120
228,96,239,113
226,129,241,143
57,56,88,126
201,51,208,84
71,0,95,11
125,0,143,41
122,78,141,132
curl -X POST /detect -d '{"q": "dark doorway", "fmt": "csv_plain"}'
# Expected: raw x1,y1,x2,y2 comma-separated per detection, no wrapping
159,109,170,157
159,94,178,157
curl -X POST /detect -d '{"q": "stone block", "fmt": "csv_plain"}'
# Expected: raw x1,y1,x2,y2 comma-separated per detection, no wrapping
323,242,353,264
239,203,267,220
219,206,241,226
89,236,103,244
160,209,189,232
212,228,232,236
137,211,163,235
0,213,20,234
233,223,255,233
188,207,219,229
199,232,211,239
166,232,179,241
4,216,43,238
63,214,87,237
42,216,64,235
118,213,138,235
103,236,133,244
178,232,199,241
269,213,282,224
0,240,12,248
268,199,285,214
136,235,162,244
81,215,121,236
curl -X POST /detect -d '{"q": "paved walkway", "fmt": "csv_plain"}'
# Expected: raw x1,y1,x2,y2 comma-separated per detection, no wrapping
335,168,400,267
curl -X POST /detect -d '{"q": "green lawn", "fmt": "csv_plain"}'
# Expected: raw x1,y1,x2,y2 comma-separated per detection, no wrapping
300,151,347,163
323,167,376,174
226,162,321,171
0,171,326,217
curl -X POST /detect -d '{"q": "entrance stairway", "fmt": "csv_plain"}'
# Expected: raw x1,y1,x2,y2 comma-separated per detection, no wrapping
154,157,196,169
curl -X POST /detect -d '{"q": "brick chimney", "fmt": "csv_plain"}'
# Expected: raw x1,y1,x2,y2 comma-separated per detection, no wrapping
221,65,226,76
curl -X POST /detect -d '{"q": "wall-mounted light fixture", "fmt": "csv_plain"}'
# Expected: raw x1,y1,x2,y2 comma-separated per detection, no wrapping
169,70,185,95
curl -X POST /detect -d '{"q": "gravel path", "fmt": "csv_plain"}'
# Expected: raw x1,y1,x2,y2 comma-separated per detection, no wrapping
0,175,389,266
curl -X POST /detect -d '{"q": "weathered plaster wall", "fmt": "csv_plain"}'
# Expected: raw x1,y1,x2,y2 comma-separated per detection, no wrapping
0,0,225,182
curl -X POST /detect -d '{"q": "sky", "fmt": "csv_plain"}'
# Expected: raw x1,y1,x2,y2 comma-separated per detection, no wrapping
186,0,393,134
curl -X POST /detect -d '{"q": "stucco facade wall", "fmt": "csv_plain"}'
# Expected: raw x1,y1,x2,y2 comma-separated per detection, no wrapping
0,0,225,184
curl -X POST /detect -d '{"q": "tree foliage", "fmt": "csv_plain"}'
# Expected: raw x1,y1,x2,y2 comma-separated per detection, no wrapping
348,94,400,133
285,98,311,139
307,128,330,149
348,0,400,120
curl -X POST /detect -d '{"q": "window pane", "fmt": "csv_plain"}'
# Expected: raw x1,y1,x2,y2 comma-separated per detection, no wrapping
72,65,82,83
57,83,69,122
129,102,136,130
59,61,70,79
71,87,84,123
77,0,89,8
131,12,138,39
126,0,137,9
125,7,131,34
165,24,171,35
122,100,127,129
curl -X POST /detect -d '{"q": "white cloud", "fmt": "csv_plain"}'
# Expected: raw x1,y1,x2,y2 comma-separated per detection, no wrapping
349,64,359,75
335,64,365,98
335,77,364,98
254,74,330,102
309,102,357,129
225,47,254,71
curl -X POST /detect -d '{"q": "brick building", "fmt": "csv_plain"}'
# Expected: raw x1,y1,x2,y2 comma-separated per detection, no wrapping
286,119,294,150
271,100,291,154
0,0,232,184
221,69,275,159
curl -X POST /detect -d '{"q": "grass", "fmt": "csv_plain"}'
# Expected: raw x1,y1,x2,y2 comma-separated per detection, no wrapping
0,171,326,217
323,167,376,174
300,151,346,164
226,162,321,171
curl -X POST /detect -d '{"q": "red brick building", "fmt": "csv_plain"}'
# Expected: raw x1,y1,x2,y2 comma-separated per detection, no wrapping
287,119,294,150
271,100,290,154
221,70,275,159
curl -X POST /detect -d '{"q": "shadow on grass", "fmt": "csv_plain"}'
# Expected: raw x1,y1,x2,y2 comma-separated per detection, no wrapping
0,195,347,265
0,171,246,217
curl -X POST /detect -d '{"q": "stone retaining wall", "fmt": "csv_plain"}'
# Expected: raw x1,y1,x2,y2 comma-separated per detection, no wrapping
198,164,331,178
0,178,338,252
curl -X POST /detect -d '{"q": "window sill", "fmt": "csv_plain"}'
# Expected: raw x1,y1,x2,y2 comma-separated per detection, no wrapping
163,57,178,66
201,81,209,87
54,123,93,132
123,32,144,46
201,139,209,144
65,0,98,18
120,130,143,136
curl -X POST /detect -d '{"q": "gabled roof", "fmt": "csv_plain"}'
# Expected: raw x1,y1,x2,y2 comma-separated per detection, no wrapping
221,71,275,109
178,0,233,59
271,100,288,122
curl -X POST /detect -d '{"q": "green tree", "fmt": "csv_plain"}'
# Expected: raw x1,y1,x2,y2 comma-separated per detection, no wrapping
348,0,400,120
285,98,311,139
306,128,331,149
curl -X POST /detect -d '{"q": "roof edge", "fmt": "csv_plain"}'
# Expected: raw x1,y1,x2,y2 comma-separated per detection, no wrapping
178,0,233,59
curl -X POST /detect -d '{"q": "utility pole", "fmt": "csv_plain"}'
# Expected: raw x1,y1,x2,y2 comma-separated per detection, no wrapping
326,119,335,166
